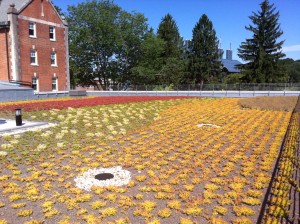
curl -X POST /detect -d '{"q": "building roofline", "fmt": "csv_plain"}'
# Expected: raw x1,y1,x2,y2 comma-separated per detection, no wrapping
17,0,33,14
0,21,10,28
4,0,68,26
48,1,68,26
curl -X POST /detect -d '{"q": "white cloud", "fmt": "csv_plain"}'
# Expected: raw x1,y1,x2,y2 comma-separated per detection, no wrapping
282,45,300,52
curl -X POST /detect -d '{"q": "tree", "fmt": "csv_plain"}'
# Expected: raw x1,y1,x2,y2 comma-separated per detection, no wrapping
159,57,187,85
224,73,244,84
238,0,286,83
157,13,182,59
114,11,148,84
54,5,65,17
67,0,148,90
131,29,166,84
288,60,300,83
188,14,221,86
156,14,186,85
282,59,300,82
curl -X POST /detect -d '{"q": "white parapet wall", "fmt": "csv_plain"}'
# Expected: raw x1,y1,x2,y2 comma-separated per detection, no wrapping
0,88,35,102
0,89,69,102
1,90,300,103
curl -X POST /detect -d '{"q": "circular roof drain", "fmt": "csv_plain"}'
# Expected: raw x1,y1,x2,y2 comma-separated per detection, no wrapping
95,173,114,181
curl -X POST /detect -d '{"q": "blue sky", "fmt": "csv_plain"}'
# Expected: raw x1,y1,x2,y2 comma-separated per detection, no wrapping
53,0,300,61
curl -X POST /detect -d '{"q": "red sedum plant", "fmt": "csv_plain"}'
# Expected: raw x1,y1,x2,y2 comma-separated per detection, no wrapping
0,96,192,112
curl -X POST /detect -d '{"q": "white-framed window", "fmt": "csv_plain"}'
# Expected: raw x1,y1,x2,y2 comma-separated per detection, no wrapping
49,26,55,40
32,77,39,91
50,51,57,66
29,22,36,37
30,49,38,65
52,77,58,91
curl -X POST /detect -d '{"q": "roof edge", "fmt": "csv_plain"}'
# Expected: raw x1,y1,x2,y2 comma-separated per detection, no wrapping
16,0,68,26
49,0,68,26
17,0,33,14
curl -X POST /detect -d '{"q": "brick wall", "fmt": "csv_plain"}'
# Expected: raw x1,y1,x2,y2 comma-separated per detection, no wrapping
17,0,68,91
0,29,10,81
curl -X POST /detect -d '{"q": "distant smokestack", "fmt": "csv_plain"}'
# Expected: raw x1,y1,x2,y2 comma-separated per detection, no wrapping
226,49,232,60
218,48,224,60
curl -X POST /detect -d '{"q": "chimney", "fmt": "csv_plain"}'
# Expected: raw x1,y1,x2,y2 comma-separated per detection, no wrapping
7,2,20,81
7,4,18,14
218,48,224,60
226,49,232,60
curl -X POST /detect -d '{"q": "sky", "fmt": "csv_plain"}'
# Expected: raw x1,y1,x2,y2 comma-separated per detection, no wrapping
52,0,300,61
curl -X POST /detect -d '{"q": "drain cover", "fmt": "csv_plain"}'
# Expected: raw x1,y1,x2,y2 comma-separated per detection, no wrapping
95,173,114,181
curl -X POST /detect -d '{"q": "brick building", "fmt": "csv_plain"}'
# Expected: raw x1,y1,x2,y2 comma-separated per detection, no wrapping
0,0,70,92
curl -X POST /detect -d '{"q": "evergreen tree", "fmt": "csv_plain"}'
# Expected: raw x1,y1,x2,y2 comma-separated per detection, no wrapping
157,13,182,59
188,14,221,86
156,14,186,85
238,0,286,83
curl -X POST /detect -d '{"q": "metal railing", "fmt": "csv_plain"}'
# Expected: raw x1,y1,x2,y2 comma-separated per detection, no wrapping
103,83,300,91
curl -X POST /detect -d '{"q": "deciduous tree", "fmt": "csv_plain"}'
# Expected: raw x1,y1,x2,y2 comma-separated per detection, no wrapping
68,0,148,90
131,29,165,84
114,11,148,84
282,59,300,83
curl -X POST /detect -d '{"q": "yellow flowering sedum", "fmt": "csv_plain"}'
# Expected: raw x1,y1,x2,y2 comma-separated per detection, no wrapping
0,98,294,223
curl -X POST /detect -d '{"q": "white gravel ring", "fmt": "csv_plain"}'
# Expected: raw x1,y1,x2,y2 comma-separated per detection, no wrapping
74,166,131,191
